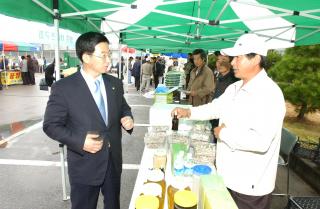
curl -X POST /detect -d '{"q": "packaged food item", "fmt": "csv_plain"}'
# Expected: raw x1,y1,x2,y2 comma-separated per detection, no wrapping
144,132,166,149
192,141,216,166
148,126,169,133
192,164,212,202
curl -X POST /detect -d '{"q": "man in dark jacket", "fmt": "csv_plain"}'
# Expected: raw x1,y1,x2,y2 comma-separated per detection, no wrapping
43,32,134,209
154,56,165,88
211,53,238,142
132,56,141,91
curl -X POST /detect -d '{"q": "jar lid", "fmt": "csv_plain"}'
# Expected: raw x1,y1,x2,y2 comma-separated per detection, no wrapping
135,195,159,209
174,190,197,207
146,169,164,182
192,165,212,176
141,183,162,197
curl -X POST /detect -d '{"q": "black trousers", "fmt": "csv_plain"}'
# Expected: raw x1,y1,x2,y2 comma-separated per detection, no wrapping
28,72,35,85
70,159,121,209
228,189,272,209
21,72,30,85
134,76,140,91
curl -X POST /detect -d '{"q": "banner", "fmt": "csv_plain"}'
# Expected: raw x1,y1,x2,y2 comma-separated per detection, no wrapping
0,71,23,85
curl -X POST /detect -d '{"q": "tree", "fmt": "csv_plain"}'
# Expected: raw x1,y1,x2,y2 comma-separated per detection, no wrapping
265,50,282,71
207,54,217,72
269,45,320,119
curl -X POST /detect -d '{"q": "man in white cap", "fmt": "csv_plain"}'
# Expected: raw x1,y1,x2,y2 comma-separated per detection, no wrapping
171,34,285,209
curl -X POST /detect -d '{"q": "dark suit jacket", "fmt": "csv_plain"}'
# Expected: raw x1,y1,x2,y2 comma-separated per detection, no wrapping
43,71,133,186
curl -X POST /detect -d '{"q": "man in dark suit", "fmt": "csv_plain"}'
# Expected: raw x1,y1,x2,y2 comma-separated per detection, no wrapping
43,32,134,209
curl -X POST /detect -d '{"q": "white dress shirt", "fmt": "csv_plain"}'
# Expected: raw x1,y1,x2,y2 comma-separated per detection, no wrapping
81,69,108,125
190,69,286,196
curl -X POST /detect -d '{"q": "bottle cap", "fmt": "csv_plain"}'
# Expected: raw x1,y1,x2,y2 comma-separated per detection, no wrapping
135,195,159,209
146,169,164,182
192,165,212,176
141,183,162,197
174,190,197,207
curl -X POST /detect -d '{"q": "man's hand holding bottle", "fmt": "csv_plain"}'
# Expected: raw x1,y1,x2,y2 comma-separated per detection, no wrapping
171,107,191,119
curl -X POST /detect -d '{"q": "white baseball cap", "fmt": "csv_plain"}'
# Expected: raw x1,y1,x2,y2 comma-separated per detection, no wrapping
146,57,150,61
221,34,268,56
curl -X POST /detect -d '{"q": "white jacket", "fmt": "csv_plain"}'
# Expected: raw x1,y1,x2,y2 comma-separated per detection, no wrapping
190,70,285,196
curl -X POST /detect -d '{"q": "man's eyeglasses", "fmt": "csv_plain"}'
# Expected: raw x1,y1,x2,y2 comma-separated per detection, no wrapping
90,53,112,61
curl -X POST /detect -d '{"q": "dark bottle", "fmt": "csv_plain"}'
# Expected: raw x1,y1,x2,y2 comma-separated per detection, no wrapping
172,112,179,131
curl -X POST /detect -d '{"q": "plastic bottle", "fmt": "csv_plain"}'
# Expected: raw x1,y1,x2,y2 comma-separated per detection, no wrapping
184,152,193,177
174,151,185,176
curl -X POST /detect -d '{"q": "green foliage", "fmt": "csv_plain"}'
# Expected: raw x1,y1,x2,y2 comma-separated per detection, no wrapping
207,54,217,71
265,50,282,70
269,45,320,119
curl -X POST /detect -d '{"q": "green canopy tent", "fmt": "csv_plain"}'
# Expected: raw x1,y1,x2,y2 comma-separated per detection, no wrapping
100,0,320,53
1,0,319,53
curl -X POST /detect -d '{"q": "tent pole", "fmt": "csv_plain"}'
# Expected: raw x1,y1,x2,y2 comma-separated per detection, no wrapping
118,44,122,79
53,0,67,201
139,50,143,94
2,49,8,89
54,9,61,81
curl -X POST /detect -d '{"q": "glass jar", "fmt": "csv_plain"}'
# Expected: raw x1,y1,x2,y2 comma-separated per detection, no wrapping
167,177,191,209
153,148,167,169
145,169,166,209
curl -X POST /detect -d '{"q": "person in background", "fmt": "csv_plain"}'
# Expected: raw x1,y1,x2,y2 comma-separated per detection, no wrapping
183,53,194,89
187,49,215,106
140,57,153,92
210,52,238,143
20,56,29,85
26,55,36,85
132,56,141,91
142,55,148,64
43,57,47,68
127,56,134,84
154,56,165,88
172,34,285,209
116,56,125,80
43,31,134,209
44,58,63,87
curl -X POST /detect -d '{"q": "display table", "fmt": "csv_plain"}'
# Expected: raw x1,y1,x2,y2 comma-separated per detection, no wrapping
129,103,238,209
0,70,23,85
128,147,238,209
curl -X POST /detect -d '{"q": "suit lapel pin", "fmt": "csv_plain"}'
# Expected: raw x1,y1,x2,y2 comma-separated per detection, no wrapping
112,87,115,90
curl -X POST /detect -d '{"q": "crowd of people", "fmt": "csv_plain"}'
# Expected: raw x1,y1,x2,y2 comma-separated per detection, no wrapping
0,55,42,90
